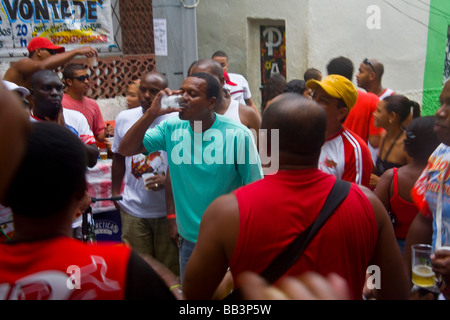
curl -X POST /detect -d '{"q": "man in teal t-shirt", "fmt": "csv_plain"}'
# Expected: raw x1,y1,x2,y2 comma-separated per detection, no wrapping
119,72,263,281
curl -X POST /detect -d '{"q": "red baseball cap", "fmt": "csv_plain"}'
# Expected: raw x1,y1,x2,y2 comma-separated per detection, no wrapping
27,37,65,54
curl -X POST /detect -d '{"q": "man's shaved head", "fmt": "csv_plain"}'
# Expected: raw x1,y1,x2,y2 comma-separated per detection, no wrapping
262,93,326,157
190,59,224,84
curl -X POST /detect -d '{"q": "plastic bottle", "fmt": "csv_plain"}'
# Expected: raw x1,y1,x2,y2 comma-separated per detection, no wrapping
161,94,182,110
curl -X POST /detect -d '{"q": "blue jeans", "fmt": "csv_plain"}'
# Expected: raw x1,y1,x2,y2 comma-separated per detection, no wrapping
179,237,196,284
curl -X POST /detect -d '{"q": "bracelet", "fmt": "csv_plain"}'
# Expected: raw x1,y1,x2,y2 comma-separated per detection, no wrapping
170,284,181,291
167,214,176,219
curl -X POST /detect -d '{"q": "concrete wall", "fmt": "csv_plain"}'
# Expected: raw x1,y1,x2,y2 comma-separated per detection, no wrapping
0,0,433,119
308,0,430,98
196,0,308,110
196,0,431,111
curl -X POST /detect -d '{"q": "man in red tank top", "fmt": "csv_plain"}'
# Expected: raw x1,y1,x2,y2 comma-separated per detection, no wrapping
183,93,409,300
0,122,178,300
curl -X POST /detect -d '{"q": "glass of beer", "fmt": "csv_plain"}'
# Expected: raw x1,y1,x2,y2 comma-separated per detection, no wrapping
411,244,436,288
99,148,108,161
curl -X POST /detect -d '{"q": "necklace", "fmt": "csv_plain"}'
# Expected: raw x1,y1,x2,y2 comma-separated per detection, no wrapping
379,129,404,162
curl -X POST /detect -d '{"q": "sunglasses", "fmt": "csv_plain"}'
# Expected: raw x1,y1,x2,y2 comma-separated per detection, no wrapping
73,75,90,82
45,49,57,55
363,58,376,73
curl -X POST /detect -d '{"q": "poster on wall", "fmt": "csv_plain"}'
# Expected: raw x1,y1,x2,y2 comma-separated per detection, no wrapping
0,0,116,57
444,26,450,84
153,19,167,56
260,25,286,86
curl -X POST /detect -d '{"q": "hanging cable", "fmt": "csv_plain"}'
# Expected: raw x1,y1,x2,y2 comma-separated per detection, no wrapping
381,0,446,37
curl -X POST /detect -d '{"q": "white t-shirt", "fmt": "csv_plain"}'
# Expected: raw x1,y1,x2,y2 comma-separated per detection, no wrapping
111,107,176,219
30,108,96,229
378,88,395,101
226,73,252,106
30,108,96,145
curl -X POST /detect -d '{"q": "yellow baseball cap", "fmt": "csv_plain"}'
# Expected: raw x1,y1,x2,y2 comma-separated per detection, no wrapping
306,74,358,110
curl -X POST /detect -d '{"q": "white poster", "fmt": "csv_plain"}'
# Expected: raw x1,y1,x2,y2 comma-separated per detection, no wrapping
0,0,116,57
445,26,450,84
153,18,167,56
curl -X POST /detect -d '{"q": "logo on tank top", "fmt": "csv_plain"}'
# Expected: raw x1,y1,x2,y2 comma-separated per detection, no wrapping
324,157,337,169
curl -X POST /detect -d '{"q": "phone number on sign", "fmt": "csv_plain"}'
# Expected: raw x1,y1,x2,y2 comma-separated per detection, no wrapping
49,35,108,45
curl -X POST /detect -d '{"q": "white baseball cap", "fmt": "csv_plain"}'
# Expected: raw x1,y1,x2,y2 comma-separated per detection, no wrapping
2,80,30,99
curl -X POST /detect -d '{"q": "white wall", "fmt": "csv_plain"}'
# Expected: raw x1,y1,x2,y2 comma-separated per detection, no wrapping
196,0,431,109
97,96,127,121
308,0,430,99
196,0,308,110
1,0,431,117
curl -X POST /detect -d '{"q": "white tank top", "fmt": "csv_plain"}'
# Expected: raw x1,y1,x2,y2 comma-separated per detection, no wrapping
223,99,241,124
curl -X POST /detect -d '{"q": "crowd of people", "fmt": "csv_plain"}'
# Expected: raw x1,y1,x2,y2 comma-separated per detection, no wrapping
0,36,450,301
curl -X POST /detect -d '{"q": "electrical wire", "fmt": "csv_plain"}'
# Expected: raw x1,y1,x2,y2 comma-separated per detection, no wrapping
400,0,449,20
417,0,450,19
381,0,446,37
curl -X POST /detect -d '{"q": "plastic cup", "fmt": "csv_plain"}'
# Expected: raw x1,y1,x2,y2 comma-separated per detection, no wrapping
161,94,181,110
142,173,155,190
88,56,97,67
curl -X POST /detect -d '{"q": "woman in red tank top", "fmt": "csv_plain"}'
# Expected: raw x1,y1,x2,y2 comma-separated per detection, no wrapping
374,116,440,253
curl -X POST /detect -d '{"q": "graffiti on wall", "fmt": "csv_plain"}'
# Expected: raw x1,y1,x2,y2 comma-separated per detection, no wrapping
260,25,286,86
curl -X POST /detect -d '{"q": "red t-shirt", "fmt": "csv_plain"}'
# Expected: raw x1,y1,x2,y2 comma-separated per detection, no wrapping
230,169,378,300
0,237,176,300
0,237,129,299
62,93,105,137
344,90,384,143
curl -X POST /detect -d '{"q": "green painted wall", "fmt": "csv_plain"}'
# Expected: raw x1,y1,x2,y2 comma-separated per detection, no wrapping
423,0,450,115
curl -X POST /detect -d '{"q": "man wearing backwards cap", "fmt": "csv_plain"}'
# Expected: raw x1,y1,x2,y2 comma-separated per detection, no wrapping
306,74,373,187
2,80,30,111
3,37,97,103
2,80,30,100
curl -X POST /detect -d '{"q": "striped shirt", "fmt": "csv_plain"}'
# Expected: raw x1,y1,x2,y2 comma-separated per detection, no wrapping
30,108,96,145
319,127,373,187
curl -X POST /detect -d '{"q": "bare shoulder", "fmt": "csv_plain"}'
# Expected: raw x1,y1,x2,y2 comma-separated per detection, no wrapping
199,192,240,260
237,103,261,131
3,58,33,80
375,168,395,190
379,168,394,180
203,193,240,225
5,58,42,85
357,184,390,232
10,57,37,71
238,103,258,116
356,184,376,200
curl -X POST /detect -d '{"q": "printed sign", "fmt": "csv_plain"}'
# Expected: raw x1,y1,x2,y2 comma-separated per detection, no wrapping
153,18,167,56
444,26,450,84
260,25,286,86
0,0,116,57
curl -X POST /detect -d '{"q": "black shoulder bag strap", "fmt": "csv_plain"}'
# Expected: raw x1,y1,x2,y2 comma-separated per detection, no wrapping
260,179,351,284
224,179,351,300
